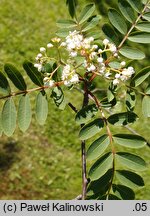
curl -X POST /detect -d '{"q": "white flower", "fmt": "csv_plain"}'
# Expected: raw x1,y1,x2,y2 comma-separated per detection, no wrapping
109,43,117,53
120,61,126,67
34,63,40,68
47,43,53,48
40,47,46,53
49,80,55,87
37,53,42,58
115,73,121,79
98,49,103,54
104,72,111,78
97,57,103,63
103,39,109,46
87,64,96,72
114,53,118,57
89,52,96,59
60,42,66,47
43,77,49,82
113,79,120,85
70,51,77,57
89,37,94,42
70,74,79,83
92,45,98,50
51,37,61,43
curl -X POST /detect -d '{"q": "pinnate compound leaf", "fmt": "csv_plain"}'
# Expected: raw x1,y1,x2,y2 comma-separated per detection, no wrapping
119,46,145,60
142,96,150,117
108,9,127,34
4,63,27,91
116,152,147,171
126,89,136,111
36,91,48,125
79,118,104,140
87,135,110,160
87,169,112,196
112,184,135,200
0,71,11,95
79,4,95,24
2,98,17,136
89,152,113,181
131,66,150,87
66,0,78,18
82,15,101,32
136,22,150,32
128,33,150,43
118,0,136,23
23,61,43,86
51,86,67,110
56,19,77,28
18,94,32,132
107,194,121,200
116,170,144,189
113,134,147,148
107,112,138,126
75,104,98,125
102,24,119,45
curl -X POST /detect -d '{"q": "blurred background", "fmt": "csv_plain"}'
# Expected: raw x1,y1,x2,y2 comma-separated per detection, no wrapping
0,0,149,199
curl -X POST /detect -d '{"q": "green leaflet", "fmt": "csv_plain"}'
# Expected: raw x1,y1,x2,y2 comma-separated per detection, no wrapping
0,71,11,95
116,152,147,171
143,12,150,22
87,134,110,160
82,15,101,32
119,46,145,60
113,134,147,148
84,31,101,40
118,0,136,23
108,9,127,34
18,94,32,132
112,184,135,200
128,33,150,44
2,98,17,136
23,61,43,86
107,112,138,126
131,66,150,87
56,29,70,38
36,91,48,125
142,96,150,117
79,118,104,140
89,152,113,181
102,23,119,45
116,170,144,189
87,169,112,196
136,22,150,33
126,89,136,111
66,0,78,18
51,86,67,110
127,0,142,13
4,63,27,91
75,104,98,125
56,19,77,28
78,4,95,24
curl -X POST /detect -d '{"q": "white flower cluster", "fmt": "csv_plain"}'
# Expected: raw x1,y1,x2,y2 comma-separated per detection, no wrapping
113,66,135,85
34,31,135,88
61,65,79,86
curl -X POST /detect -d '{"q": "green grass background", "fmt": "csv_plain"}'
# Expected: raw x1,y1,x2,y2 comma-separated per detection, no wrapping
0,0,150,199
